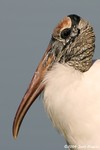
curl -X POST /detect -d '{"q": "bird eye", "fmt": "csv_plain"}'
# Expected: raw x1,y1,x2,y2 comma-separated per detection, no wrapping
61,28,71,39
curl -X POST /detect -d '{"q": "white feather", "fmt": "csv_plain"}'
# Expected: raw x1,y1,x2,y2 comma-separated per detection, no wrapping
43,60,100,149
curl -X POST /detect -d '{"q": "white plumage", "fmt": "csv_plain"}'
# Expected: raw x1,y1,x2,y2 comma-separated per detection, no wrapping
44,61,100,148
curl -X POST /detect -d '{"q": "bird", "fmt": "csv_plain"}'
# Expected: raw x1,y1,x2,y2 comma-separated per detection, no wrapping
12,14,100,149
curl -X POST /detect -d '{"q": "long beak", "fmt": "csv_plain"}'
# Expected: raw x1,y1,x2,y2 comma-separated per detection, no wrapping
13,41,55,138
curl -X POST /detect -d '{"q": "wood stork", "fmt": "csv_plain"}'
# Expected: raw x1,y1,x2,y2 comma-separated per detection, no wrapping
13,14,100,149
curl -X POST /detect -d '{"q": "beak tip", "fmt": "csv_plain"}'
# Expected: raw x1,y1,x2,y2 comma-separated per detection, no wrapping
12,122,19,139
13,130,18,139
13,135,17,140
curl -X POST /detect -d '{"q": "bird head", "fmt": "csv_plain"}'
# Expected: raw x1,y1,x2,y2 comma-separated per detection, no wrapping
13,14,95,138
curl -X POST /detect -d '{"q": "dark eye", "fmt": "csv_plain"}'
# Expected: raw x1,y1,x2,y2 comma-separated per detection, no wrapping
61,28,71,39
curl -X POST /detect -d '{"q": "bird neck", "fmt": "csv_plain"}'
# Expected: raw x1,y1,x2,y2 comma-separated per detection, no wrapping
66,24,95,72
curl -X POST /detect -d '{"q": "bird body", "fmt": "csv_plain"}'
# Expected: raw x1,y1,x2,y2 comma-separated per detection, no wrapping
13,14,100,150
43,60,100,148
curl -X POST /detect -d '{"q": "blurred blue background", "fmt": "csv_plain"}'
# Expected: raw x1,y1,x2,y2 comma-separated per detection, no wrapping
0,0,100,149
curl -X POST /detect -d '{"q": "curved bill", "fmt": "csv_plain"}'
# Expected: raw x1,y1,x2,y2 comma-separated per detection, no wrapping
13,41,55,138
